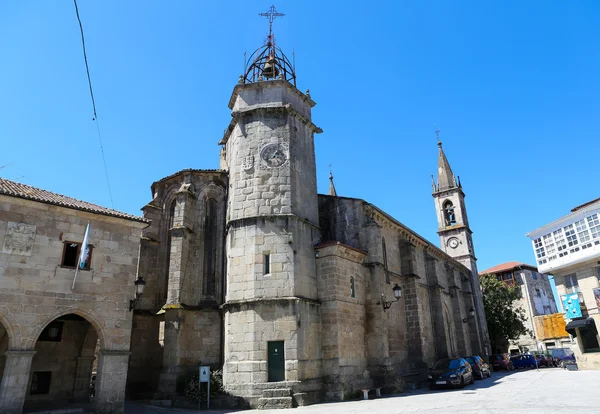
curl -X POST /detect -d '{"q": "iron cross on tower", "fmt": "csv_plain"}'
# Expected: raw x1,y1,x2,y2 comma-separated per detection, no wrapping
259,5,285,44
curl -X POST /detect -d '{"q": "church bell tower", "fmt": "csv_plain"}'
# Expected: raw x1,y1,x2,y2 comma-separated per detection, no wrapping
220,7,323,406
432,132,491,356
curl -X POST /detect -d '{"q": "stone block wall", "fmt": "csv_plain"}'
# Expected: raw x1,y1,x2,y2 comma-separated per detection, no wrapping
223,299,322,404
226,217,318,302
0,195,146,413
315,243,367,400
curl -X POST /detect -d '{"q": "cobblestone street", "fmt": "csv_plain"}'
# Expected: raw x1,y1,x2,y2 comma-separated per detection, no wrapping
125,368,600,414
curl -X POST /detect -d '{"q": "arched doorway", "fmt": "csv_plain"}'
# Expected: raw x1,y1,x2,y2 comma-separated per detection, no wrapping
24,314,99,412
0,318,9,387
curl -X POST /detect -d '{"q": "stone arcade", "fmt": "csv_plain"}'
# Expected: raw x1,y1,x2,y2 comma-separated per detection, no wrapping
127,16,491,409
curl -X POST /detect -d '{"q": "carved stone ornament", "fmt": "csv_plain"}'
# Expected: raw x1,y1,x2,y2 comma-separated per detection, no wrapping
241,155,254,171
2,221,37,256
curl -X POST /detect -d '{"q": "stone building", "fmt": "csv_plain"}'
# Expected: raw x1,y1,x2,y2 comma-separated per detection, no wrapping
128,19,490,408
527,197,600,369
0,178,148,413
479,261,561,353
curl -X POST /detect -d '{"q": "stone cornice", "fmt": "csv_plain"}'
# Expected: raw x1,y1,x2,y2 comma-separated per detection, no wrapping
221,296,321,312
219,105,322,145
363,202,470,274
227,79,316,110
227,214,320,232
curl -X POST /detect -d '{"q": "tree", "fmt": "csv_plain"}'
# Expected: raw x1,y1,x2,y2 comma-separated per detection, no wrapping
480,274,532,351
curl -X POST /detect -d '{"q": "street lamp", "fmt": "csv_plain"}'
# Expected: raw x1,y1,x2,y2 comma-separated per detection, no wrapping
381,284,402,311
129,276,146,311
462,307,476,323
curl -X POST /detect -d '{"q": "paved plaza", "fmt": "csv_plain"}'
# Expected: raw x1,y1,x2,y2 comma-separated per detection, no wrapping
125,368,600,414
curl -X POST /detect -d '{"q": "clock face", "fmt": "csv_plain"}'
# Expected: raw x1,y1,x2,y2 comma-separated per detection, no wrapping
447,237,459,249
260,143,288,168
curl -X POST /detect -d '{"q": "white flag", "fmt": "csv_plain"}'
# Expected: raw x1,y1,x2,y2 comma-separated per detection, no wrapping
78,223,90,270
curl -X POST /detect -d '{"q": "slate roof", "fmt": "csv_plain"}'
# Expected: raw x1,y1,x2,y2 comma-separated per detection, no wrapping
0,178,148,223
479,261,537,275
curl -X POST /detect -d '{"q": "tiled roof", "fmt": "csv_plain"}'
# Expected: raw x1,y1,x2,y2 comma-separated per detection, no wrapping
0,178,148,223
479,261,537,275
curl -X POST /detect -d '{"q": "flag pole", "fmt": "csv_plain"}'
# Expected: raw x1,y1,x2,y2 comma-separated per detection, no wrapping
72,266,80,290
72,222,90,290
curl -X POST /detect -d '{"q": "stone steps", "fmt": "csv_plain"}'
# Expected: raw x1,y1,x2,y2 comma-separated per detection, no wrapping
258,388,294,409
257,396,294,409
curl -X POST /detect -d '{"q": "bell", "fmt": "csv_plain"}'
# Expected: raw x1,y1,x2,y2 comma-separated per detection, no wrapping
262,57,279,79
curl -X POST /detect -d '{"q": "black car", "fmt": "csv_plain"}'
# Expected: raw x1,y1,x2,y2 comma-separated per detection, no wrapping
428,358,474,389
465,355,491,379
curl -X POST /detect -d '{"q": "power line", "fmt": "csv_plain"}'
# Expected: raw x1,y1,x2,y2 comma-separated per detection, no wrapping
73,0,114,209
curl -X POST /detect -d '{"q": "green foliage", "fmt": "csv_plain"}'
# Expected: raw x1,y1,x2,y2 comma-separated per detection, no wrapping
480,274,533,348
184,369,224,404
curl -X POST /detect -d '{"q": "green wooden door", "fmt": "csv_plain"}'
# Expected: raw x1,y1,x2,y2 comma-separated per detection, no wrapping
268,341,285,382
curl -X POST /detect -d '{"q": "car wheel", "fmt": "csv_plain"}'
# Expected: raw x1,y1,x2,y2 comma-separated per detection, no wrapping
560,361,565,369
487,370,492,378
479,371,484,380
470,374,475,384
459,376,465,388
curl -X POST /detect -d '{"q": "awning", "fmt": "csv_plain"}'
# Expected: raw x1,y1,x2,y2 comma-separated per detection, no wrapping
565,318,597,338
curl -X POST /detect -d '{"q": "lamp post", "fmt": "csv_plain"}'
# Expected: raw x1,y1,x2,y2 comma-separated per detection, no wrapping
462,307,475,323
381,284,402,311
129,276,146,311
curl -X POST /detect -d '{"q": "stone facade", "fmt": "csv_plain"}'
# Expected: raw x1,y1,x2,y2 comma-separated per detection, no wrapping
126,35,489,408
0,191,147,413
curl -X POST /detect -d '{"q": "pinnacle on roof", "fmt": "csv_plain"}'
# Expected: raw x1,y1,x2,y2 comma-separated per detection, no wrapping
328,166,337,196
433,130,460,192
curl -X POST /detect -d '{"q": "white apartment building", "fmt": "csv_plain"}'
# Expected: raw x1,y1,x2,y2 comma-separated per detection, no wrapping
527,197,600,369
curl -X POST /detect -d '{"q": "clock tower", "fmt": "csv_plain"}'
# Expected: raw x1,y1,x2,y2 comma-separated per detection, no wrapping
219,7,323,406
432,135,491,355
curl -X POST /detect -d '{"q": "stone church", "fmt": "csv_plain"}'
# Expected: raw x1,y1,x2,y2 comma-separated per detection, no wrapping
127,16,491,408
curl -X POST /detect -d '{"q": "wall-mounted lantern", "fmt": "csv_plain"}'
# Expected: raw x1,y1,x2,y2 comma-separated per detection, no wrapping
381,284,402,311
129,276,146,311
462,307,475,323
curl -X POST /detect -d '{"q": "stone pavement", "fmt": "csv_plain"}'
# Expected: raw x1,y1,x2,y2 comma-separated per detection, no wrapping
126,368,600,414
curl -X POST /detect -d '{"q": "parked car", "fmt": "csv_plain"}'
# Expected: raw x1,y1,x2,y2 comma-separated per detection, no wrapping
510,354,537,369
428,358,474,389
465,355,491,379
534,354,555,367
489,353,514,371
551,348,576,367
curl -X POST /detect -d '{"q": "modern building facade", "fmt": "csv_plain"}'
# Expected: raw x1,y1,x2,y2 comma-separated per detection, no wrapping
0,178,148,413
527,197,600,369
479,262,562,353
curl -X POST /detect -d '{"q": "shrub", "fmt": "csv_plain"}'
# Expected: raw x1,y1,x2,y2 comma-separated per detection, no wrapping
184,369,223,404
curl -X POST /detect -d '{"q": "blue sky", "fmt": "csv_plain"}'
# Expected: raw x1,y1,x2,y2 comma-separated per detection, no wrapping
1,1,599,272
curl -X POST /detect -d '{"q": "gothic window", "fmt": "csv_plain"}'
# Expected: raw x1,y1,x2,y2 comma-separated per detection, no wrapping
382,238,390,284
350,276,356,298
168,200,176,229
203,199,218,296
443,201,456,226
